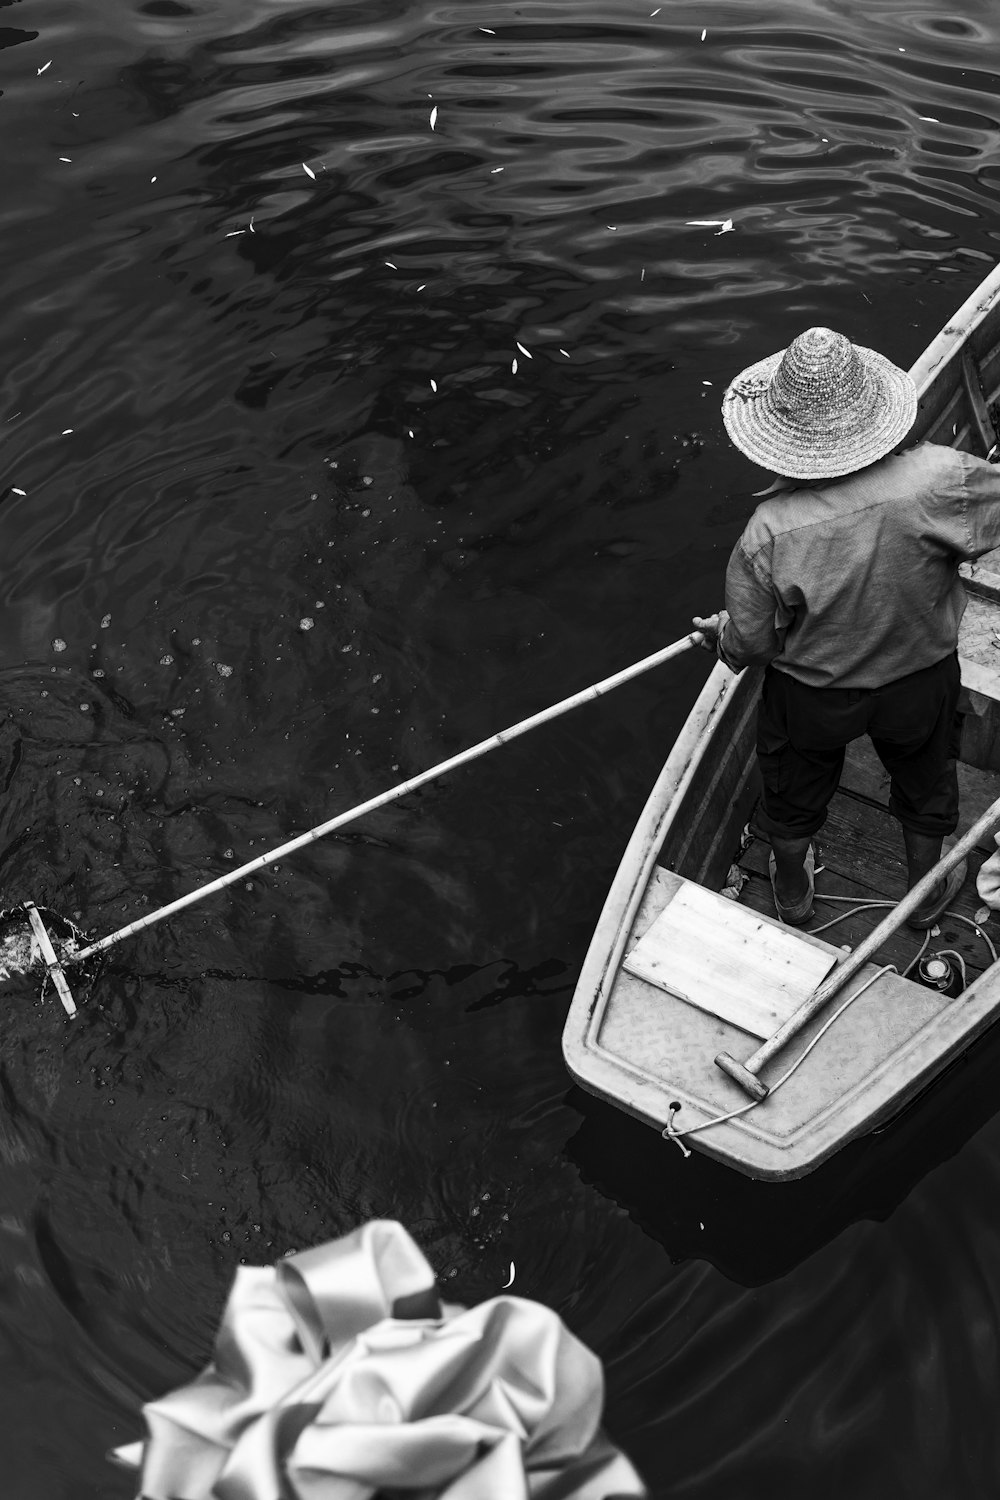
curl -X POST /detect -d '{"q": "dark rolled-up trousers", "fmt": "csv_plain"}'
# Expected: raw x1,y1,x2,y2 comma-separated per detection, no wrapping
754,652,962,841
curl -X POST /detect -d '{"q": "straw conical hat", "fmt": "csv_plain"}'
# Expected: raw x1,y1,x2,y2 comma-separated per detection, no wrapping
721,327,917,480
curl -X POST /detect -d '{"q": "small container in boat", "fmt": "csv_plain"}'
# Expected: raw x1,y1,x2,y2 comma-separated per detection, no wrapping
916,953,962,997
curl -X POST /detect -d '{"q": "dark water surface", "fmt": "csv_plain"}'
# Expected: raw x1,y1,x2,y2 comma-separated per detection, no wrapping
3,1,1000,1494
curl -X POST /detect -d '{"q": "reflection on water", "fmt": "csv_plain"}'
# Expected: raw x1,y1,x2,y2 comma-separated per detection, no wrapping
2,0,1000,1494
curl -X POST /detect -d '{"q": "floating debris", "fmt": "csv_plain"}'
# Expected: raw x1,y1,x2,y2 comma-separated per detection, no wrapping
515,341,532,359
701,27,707,40
430,106,439,130
559,349,570,358
100,614,111,628
491,167,504,174
38,60,52,75
151,175,157,183
430,378,438,392
80,703,90,712
216,663,233,678
59,157,72,163
511,357,518,374
502,1262,515,1288
918,116,939,123
479,27,495,33
299,618,314,632
159,654,174,666
61,428,73,435
686,218,734,235
302,163,316,179
225,230,246,238
11,487,26,496
385,260,398,269
52,639,67,653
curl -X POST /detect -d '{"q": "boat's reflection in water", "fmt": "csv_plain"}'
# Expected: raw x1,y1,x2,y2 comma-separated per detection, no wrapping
565,1014,1000,1286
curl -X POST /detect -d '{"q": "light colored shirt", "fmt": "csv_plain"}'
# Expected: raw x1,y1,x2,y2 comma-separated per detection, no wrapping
717,442,1000,689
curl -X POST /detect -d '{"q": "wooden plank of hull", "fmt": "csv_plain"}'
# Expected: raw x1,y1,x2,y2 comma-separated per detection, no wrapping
564,260,1000,1179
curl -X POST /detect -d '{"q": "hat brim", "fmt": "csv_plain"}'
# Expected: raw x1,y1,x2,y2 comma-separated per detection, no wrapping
721,344,918,480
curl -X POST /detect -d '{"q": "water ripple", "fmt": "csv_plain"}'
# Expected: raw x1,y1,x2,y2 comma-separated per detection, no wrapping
4,0,1000,1494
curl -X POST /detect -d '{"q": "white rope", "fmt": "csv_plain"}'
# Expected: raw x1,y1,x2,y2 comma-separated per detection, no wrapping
662,965,897,1152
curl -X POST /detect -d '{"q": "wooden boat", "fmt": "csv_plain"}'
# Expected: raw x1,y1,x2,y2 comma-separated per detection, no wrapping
562,262,1000,1181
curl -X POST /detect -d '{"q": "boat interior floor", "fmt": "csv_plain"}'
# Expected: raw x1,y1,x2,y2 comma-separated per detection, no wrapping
734,738,1000,986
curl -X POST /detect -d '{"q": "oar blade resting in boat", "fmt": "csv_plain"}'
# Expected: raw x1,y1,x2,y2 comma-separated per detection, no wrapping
563,261,1000,1180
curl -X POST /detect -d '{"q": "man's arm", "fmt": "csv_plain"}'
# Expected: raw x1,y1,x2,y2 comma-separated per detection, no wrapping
709,539,784,670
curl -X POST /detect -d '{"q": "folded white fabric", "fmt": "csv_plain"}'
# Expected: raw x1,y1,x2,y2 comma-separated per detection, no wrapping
112,1220,645,1499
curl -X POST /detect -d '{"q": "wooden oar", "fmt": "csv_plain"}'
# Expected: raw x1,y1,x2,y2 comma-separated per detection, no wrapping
58,631,704,974
715,793,1000,1101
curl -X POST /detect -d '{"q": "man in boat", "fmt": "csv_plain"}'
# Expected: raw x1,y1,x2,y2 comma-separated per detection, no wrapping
692,326,1000,928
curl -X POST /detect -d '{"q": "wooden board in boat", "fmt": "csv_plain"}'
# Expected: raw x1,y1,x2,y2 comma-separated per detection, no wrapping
623,881,837,1039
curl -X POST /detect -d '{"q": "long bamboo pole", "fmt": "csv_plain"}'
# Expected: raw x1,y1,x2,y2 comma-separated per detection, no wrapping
64,633,703,967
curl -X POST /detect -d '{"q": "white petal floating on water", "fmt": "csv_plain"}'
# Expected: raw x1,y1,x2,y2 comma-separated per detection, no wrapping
302,163,316,179
515,341,532,358
686,217,734,234
511,357,518,374
491,167,504,173
385,260,398,268
430,106,438,130
11,487,25,496
151,176,157,183
641,267,645,280
225,230,246,237
502,1262,515,1288
479,27,495,33
701,27,707,40
37,60,52,74
430,378,437,392
650,8,661,14
918,116,939,122
249,217,255,232
559,348,570,357
52,639,67,653
59,157,72,163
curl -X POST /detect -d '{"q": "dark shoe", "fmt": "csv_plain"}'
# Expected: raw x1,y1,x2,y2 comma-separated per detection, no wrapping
907,858,968,929
769,843,815,926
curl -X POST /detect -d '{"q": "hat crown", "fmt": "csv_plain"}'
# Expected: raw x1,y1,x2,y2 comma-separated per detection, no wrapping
772,327,865,416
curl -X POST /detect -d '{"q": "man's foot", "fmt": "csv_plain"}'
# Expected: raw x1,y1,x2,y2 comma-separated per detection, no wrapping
906,859,968,929
768,843,815,926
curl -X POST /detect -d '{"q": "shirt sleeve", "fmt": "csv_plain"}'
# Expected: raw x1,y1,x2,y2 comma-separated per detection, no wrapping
718,536,783,670
960,450,1000,558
